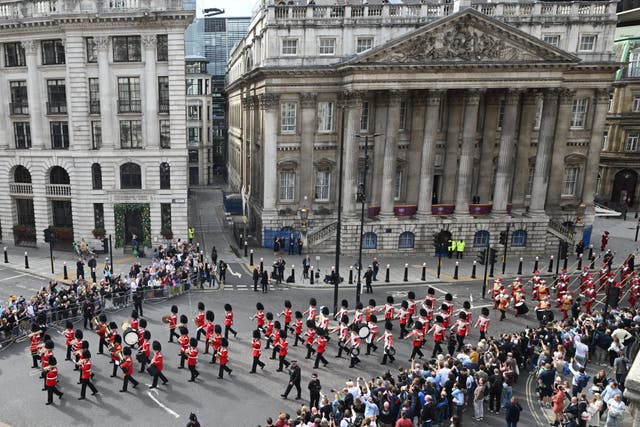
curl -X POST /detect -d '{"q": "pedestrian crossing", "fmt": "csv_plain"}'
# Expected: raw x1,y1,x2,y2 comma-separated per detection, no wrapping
222,283,289,292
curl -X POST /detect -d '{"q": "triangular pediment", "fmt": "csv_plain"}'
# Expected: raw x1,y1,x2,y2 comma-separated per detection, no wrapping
346,8,579,65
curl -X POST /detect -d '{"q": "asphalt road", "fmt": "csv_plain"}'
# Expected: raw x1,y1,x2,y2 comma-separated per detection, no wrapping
0,265,53,302
0,278,582,427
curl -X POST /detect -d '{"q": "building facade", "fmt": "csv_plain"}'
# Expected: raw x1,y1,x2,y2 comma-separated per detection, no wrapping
227,0,618,254
0,0,192,250
598,19,640,211
186,56,214,186
185,15,251,182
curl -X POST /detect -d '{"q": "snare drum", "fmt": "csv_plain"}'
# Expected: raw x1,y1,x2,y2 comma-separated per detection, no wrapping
147,364,159,377
349,347,360,357
123,328,139,346
136,352,148,363
358,325,370,339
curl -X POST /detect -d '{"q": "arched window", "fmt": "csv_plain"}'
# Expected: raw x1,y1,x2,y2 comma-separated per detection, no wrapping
511,229,528,247
49,166,70,185
473,230,490,247
362,232,378,250
398,231,415,249
91,163,102,190
14,166,31,183
120,162,141,189
159,162,171,190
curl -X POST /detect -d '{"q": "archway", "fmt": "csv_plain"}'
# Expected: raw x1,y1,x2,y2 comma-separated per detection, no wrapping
612,169,638,207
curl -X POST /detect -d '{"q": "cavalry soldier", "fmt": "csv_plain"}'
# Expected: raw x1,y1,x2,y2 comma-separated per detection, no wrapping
148,341,169,389
194,302,206,341
365,314,379,355
250,329,266,373
78,349,98,400
217,338,232,379
450,312,469,352
474,308,491,341
427,315,446,358
223,303,237,339
378,321,396,365
405,321,425,361
63,321,75,361
168,305,179,343
43,356,63,405
313,328,329,369
187,337,200,382
119,347,139,392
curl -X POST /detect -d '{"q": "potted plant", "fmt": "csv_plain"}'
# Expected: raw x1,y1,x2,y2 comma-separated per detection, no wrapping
92,227,106,239
13,224,26,234
161,225,173,240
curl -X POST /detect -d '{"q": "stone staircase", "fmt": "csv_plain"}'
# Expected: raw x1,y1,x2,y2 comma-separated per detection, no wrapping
307,221,338,253
547,218,575,243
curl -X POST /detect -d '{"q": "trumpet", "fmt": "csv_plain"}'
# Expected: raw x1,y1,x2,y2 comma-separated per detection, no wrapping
16,329,43,343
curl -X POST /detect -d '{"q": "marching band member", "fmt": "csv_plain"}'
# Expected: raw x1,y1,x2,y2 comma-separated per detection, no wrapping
29,324,43,368
203,310,215,354
531,270,542,287
313,328,329,369
110,335,123,378
76,341,90,383
333,315,349,358
270,321,282,360
365,314,379,355
442,293,454,316
209,325,223,364
629,275,640,307
168,305,179,343
584,281,597,314
136,318,148,348
292,311,303,347
250,329,265,373
177,326,189,369
276,333,290,372
396,301,410,339
365,299,377,323
252,303,266,331
96,313,108,355
382,296,395,322
352,302,364,326
119,347,139,392
187,337,200,382
537,280,550,301
405,321,425,361
450,312,469,352
513,288,526,317
492,278,503,309
77,349,98,400
63,321,74,361
71,330,83,371
130,310,139,331
427,315,446,358
535,297,551,326
40,339,54,390
304,320,317,359
498,290,510,321
438,303,451,328
194,302,206,341
561,292,573,320
43,356,63,405
106,322,118,357
264,312,275,350
378,321,395,365
474,308,491,341
348,328,362,368
422,288,436,313
279,300,293,333
138,330,151,373
304,298,317,322
217,338,232,379
317,307,330,336
148,341,168,389
407,292,417,325
223,303,237,339
335,299,349,322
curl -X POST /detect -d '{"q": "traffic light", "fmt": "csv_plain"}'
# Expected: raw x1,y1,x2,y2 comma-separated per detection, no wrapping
43,228,52,243
489,248,498,265
477,249,487,265
499,231,507,245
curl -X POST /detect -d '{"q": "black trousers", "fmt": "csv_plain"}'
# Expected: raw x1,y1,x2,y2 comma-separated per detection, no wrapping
151,371,168,387
278,355,290,371
349,354,361,367
382,350,396,364
196,328,204,342
32,354,39,368
310,392,320,409
98,338,107,354
179,353,186,368
305,344,315,359
410,346,424,360
169,328,179,343
188,365,199,381
66,345,72,360
218,363,232,379
456,335,465,352
224,325,237,340
283,381,301,398
366,341,378,355
365,282,373,293
80,378,98,398
489,391,501,412
135,301,143,317
122,374,139,391
314,352,328,368
293,334,303,346
139,355,149,373
46,385,63,403
251,356,265,373
432,341,443,358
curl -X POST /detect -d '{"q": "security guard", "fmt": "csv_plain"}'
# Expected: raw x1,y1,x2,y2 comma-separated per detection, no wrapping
187,226,195,243
456,240,465,259
447,239,455,258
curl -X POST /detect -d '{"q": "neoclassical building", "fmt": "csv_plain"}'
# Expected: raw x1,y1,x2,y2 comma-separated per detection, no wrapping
227,0,618,253
0,0,192,250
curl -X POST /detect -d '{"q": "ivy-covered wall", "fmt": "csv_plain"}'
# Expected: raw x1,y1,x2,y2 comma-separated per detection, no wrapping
113,203,151,248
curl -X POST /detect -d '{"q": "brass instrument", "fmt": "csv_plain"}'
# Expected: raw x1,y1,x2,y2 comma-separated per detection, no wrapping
162,315,171,324
91,316,100,329
105,323,113,337
122,321,131,330
17,329,42,343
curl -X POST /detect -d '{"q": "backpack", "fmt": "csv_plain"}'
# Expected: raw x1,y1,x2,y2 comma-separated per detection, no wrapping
578,373,590,389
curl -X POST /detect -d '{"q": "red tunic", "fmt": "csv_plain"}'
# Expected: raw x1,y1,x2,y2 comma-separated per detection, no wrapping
169,313,177,330
80,359,92,380
187,347,198,367
251,338,261,357
315,336,327,354
305,328,316,346
63,328,74,346
45,367,58,387
218,347,229,365
30,335,40,354
151,352,164,371
195,312,205,328
279,339,289,357
120,355,134,376
178,335,189,354
294,319,303,335
255,311,265,327
282,308,292,324
224,311,234,327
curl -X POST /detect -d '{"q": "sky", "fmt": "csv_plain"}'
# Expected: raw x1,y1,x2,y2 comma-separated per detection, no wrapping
197,0,256,17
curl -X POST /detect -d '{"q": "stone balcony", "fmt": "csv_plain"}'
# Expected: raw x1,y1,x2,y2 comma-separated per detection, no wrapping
0,0,185,19
9,182,32,196
45,184,71,198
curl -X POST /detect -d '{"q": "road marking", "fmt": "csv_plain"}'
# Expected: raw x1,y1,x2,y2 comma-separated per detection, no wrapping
227,265,241,278
147,389,180,418
0,274,26,282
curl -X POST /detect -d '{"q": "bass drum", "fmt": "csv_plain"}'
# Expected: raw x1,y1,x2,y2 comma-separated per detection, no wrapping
357,325,370,339
515,301,529,315
146,364,159,377
123,328,139,346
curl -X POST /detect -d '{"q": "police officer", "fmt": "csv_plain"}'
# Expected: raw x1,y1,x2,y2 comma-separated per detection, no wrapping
188,226,195,243
364,266,373,294
281,360,301,400
308,372,321,409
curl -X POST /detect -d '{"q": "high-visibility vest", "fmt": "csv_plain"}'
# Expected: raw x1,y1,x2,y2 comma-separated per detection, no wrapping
448,241,455,251
457,241,465,252
188,228,195,238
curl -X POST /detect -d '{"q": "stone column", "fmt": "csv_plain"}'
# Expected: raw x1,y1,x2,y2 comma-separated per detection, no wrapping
582,88,610,208
441,95,463,203
379,90,403,218
546,89,575,209
476,95,499,202
299,93,317,202
0,66,8,149
95,36,114,149
242,95,253,192
511,91,538,212
370,93,388,210
260,94,280,215
142,35,159,148
417,90,444,216
529,89,560,213
454,89,482,215
493,89,522,213
22,40,44,149
342,91,362,217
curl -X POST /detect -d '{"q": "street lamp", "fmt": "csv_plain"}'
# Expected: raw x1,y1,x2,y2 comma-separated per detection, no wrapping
355,133,382,305
299,196,309,254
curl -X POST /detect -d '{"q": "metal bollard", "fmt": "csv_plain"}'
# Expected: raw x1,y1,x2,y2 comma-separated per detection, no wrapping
577,253,583,271
244,241,248,257
563,256,568,271
421,262,426,281
548,255,554,273
471,260,476,279
590,255,595,270
533,256,539,273
588,245,594,263
291,265,295,283
63,262,68,280
453,261,459,280
250,249,254,266
349,266,353,284
403,263,408,282
3,247,7,264
385,264,390,283
517,257,523,275
24,251,29,269
260,257,264,272
310,266,314,285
